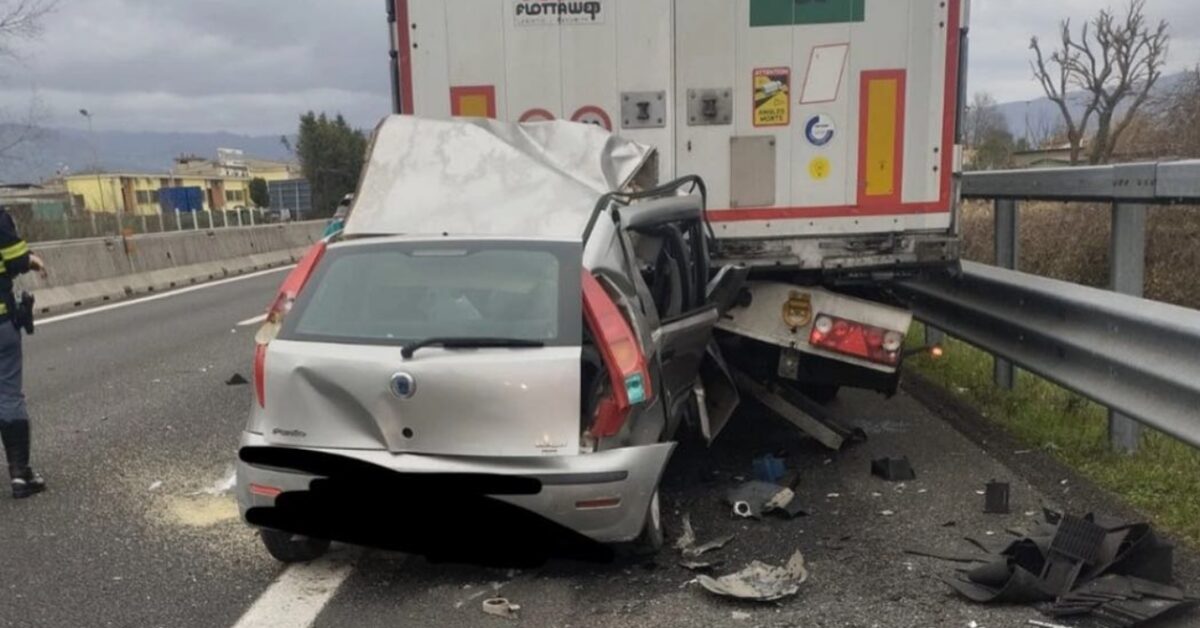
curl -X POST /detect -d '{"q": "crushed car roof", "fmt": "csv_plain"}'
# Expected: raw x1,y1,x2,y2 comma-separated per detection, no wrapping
343,115,654,239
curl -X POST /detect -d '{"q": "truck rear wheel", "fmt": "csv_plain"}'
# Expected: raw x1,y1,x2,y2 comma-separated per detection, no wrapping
260,529,331,563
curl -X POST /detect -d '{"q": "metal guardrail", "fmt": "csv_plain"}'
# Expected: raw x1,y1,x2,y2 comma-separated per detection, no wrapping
895,160,1200,453
894,262,1200,450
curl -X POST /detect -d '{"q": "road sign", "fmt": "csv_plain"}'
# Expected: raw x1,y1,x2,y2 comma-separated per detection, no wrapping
570,106,612,131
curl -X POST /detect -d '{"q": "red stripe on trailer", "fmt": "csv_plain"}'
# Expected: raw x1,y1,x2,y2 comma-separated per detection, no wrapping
939,0,962,210
395,0,413,114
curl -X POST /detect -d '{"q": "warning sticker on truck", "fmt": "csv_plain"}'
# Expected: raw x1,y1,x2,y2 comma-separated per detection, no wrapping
753,67,791,127
515,1,604,26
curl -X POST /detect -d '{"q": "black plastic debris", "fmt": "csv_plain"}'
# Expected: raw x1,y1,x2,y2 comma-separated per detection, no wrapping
1040,514,1108,595
940,511,1195,627
984,480,1010,514
226,373,249,386
871,456,916,482
1046,575,1199,627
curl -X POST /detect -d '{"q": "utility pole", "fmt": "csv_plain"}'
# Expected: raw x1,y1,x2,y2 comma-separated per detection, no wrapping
79,109,122,233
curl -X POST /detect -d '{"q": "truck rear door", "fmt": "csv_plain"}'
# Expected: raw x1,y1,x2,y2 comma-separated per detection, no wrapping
674,0,964,257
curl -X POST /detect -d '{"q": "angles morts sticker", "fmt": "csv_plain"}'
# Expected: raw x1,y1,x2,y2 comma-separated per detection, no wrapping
753,67,791,127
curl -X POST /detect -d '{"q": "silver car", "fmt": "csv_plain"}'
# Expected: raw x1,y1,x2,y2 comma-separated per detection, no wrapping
236,117,743,563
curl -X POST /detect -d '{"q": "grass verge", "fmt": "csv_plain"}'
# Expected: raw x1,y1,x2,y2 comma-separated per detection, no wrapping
907,329,1200,548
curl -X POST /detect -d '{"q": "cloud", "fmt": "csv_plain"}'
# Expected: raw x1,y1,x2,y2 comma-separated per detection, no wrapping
968,0,1200,101
2,0,1198,135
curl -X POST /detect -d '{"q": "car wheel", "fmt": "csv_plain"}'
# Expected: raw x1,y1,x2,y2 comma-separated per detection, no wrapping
260,528,331,563
630,489,663,555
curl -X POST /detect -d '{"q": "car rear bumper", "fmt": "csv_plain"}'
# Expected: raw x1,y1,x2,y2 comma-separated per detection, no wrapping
236,431,675,544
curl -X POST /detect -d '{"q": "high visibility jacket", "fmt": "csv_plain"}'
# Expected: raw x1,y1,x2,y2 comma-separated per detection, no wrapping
0,209,32,315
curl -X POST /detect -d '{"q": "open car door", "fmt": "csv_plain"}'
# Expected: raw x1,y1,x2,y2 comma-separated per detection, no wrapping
620,193,746,442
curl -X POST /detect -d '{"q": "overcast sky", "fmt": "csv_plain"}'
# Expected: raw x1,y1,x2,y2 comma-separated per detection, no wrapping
0,0,1197,136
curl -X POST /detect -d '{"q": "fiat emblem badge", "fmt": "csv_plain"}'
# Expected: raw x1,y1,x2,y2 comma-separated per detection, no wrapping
390,372,417,399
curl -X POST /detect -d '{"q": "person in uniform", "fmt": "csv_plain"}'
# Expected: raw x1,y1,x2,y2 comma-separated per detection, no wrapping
0,207,46,499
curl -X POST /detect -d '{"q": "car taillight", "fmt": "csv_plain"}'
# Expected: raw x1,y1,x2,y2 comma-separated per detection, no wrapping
253,343,267,408
254,241,327,407
809,314,903,366
582,271,652,438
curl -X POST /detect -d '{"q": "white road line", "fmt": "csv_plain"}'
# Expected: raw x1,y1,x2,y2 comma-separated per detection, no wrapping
35,265,293,328
231,547,360,628
238,313,268,327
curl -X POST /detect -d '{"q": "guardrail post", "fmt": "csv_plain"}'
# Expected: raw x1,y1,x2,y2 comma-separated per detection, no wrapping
222,209,229,228
994,199,1019,390
1108,203,1147,454
175,209,182,231
157,211,164,233
62,213,70,239
90,212,97,236
140,215,147,233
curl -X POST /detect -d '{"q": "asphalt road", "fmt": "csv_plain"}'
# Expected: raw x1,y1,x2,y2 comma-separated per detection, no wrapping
0,269,1195,628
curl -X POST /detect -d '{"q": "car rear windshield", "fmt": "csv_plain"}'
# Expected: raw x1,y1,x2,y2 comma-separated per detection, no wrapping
280,239,582,346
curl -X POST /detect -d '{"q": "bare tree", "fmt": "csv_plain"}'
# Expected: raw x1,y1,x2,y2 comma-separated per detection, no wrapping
0,0,55,58
0,0,55,165
1029,0,1169,165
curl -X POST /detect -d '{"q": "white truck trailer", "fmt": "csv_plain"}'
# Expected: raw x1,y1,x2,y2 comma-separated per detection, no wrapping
384,0,967,414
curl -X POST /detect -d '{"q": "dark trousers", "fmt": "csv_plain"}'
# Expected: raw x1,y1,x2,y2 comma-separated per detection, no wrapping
0,321,27,424
0,321,31,479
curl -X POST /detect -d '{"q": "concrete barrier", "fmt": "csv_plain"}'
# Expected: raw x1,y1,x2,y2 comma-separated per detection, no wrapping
18,221,326,314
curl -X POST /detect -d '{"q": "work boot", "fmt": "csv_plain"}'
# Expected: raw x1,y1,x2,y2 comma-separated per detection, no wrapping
1,421,45,499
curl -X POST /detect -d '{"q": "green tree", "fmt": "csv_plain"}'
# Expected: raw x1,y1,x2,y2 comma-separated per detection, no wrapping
248,177,270,208
295,111,367,218
963,92,1016,171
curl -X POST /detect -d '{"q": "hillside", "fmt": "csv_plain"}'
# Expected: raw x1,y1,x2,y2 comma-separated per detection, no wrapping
0,126,295,184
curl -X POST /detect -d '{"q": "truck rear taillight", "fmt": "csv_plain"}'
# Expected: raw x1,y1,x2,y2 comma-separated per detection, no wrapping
254,241,327,407
582,271,652,438
809,314,903,366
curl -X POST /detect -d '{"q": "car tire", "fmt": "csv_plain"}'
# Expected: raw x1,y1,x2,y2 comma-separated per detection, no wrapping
260,529,331,563
630,489,663,556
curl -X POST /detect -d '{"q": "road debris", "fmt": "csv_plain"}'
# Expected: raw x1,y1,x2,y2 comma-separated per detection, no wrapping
731,610,751,621
752,454,786,483
675,514,734,559
482,597,520,619
983,481,1010,514
148,481,163,491
680,558,724,571
1026,620,1071,628
726,481,800,519
871,456,916,481
940,511,1198,626
225,373,249,386
696,551,808,602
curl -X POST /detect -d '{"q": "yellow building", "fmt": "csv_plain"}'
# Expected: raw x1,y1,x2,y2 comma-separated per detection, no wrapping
63,173,256,216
